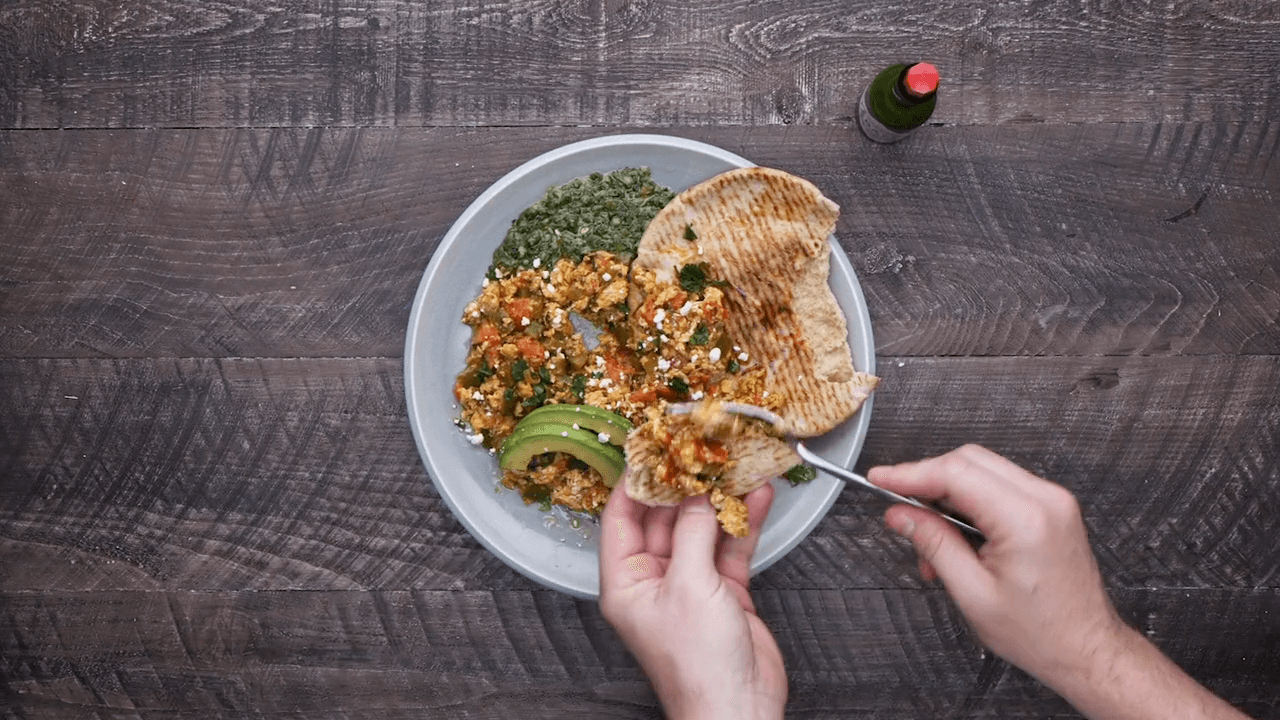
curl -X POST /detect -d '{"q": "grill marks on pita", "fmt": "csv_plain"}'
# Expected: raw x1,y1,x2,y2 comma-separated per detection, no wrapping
631,167,879,439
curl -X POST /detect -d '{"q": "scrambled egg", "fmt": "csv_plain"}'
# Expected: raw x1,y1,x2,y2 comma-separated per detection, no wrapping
454,250,776,519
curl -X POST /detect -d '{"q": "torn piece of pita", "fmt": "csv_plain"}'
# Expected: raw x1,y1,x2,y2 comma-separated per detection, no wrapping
631,166,879,438
624,401,798,537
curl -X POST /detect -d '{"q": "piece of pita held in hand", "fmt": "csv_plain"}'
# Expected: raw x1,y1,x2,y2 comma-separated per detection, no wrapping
624,167,879,534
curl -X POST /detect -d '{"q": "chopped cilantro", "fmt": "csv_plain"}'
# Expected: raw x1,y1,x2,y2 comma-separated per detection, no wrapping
522,483,552,505
522,383,548,408
476,359,495,382
689,323,710,346
783,464,817,485
684,224,698,241
667,376,690,396
538,364,552,385
511,358,528,383
490,168,676,272
678,262,729,294
726,357,741,373
571,374,587,401
678,263,709,293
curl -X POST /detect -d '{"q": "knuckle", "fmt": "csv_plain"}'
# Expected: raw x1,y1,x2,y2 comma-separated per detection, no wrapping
1043,483,1082,521
940,454,973,480
915,524,948,563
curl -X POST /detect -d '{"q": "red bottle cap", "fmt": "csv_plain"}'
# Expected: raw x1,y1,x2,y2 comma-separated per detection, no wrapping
905,63,939,97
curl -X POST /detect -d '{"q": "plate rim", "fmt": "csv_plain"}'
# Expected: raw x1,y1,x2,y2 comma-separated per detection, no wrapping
404,132,875,598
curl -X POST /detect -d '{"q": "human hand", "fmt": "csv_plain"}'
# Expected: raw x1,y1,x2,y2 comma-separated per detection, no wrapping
598,481,786,720
868,444,1125,687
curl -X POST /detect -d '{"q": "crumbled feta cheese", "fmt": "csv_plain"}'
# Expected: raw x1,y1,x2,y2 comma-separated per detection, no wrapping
532,257,541,268
599,378,613,388
660,334,669,343
697,245,704,256
709,347,722,362
471,391,483,400
602,273,612,281
596,356,606,367
560,431,569,438
653,308,666,328
598,432,611,443
545,284,556,294
762,391,770,398
733,345,741,352
679,301,694,316
542,271,550,279
572,423,580,430
494,268,503,278
482,277,490,287
521,317,531,326
691,390,704,400
466,433,484,446
656,358,671,371
738,352,749,362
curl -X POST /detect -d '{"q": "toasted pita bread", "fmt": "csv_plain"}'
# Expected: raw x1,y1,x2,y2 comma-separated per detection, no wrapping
632,167,878,437
624,402,798,510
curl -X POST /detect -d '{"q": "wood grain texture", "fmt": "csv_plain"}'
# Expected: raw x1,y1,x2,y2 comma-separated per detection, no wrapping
2,0,1279,129
2,124,1277,359
2,356,1275,594
1,589,1276,719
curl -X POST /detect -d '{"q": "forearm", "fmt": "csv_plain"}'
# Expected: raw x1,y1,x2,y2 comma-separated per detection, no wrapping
1048,625,1250,720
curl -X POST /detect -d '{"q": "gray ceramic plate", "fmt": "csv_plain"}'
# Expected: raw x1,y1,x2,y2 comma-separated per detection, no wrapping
404,134,875,599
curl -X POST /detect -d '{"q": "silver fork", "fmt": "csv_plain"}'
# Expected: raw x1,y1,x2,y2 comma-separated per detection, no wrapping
668,401,985,541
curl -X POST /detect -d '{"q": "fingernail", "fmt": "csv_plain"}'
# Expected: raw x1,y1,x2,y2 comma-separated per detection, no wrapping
891,517,916,539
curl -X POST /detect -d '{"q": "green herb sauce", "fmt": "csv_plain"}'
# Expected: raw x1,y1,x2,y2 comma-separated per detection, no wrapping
491,168,676,272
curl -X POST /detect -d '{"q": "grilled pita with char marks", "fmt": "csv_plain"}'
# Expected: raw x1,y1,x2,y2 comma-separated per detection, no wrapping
631,166,879,438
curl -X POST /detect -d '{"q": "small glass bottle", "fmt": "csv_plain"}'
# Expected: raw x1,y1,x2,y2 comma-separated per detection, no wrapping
857,62,939,143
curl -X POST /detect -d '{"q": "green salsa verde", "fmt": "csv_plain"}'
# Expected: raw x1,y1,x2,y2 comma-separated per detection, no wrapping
490,168,675,274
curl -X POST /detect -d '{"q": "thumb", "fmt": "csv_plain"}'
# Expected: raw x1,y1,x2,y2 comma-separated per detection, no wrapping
885,505,994,603
668,495,721,583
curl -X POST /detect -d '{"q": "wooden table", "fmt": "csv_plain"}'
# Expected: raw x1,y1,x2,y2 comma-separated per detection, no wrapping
2,2,1277,717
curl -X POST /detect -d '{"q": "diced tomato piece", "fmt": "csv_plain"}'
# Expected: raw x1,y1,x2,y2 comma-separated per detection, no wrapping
515,335,544,362
629,388,657,405
505,298,534,324
474,323,501,347
694,438,729,465
603,353,630,384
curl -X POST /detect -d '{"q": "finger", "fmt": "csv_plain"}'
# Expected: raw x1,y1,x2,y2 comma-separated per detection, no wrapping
885,504,995,605
668,495,722,584
917,556,937,583
869,447,1032,531
599,481,651,590
716,484,775,587
644,505,680,559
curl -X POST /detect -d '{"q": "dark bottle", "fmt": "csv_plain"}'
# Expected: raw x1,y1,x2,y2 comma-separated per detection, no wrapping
857,62,939,143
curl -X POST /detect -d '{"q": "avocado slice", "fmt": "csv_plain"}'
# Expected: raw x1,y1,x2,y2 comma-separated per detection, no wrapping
519,403,633,441
500,422,627,487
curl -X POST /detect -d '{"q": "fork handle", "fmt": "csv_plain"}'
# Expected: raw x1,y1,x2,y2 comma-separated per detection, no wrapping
795,444,986,542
